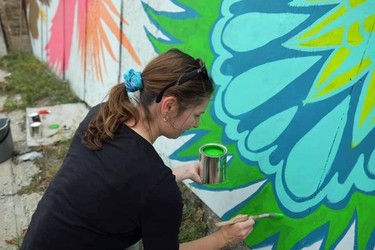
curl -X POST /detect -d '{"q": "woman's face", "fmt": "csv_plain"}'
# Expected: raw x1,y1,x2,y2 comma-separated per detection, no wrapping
165,98,210,138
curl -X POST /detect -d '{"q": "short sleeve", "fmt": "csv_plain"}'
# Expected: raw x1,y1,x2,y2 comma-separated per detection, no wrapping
140,174,183,250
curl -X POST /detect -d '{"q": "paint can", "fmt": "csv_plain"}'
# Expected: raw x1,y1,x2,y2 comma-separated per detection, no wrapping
30,122,42,138
28,112,41,124
199,143,227,184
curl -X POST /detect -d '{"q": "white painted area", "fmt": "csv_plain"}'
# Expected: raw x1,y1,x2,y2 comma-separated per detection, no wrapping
0,17,7,57
65,2,86,102
335,220,356,250
145,0,186,12
118,0,163,91
188,180,265,217
28,1,58,62
154,134,197,167
301,240,323,250
253,245,273,250
41,2,55,62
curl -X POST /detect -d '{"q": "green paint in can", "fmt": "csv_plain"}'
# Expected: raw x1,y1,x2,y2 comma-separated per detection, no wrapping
202,145,225,157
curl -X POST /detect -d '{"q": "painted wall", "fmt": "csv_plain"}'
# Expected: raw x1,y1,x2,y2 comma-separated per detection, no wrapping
26,0,375,249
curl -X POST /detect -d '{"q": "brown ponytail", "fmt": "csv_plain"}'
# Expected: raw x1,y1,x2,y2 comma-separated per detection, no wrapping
82,84,139,150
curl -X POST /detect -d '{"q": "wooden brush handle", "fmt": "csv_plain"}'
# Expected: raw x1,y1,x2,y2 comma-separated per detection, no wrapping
214,215,249,227
214,213,275,227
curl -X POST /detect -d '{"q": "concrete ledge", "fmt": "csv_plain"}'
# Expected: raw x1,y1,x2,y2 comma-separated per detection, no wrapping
26,103,89,147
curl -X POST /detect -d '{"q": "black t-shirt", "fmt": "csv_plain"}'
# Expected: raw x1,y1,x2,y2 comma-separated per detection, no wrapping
21,105,183,250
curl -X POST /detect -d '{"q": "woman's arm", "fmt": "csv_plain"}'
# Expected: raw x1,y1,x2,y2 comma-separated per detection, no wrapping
180,230,226,250
180,217,255,250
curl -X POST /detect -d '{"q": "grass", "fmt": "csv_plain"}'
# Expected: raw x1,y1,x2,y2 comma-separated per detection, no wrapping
0,52,209,248
0,52,80,111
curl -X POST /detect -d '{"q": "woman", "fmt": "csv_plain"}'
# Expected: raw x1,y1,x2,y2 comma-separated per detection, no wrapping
21,49,254,249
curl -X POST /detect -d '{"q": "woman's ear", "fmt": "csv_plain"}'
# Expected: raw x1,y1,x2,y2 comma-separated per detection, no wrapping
160,96,177,114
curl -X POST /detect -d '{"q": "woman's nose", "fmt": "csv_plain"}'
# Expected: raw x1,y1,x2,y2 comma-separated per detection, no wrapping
193,120,200,128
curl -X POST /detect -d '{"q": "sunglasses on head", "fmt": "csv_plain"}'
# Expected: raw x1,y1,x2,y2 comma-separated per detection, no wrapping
155,59,208,103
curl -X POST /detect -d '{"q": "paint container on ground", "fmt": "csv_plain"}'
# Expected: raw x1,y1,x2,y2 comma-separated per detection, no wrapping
28,112,41,124
0,118,14,163
199,143,227,184
38,109,50,120
30,122,42,138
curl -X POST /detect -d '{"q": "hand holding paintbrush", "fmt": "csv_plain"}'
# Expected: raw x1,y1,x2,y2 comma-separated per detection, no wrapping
215,213,284,227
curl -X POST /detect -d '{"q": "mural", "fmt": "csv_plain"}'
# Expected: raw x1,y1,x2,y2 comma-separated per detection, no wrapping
26,0,375,249
28,0,140,80
205,0,375,248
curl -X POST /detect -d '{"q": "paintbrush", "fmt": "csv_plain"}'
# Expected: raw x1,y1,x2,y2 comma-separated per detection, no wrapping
214,213,284,227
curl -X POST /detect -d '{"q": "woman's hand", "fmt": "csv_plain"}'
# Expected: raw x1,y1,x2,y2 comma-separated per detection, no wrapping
218,215,255,245
180,214,255,250
172,162,202,183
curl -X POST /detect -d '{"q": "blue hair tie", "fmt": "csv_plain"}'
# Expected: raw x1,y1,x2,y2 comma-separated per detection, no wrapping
123,69,143,106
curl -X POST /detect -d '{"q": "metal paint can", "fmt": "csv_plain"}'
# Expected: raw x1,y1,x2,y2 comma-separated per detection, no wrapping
30,122,42,138
199,143,227,184
28,112,41,124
